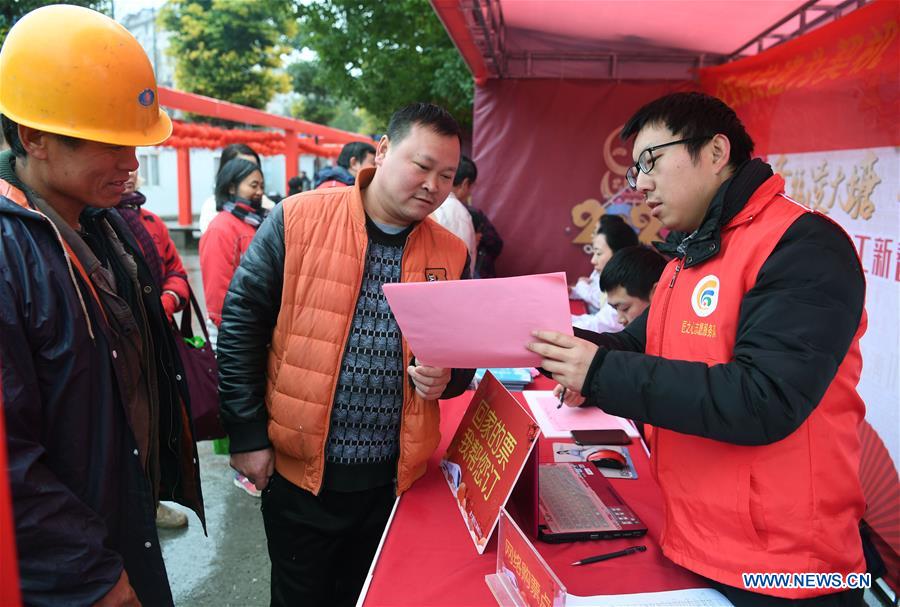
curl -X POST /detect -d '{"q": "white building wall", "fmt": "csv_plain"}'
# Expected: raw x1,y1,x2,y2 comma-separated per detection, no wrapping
137,146,314,221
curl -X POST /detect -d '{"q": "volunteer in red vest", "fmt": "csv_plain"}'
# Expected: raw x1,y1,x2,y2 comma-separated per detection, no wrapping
530,92,867,607
217,103,474,606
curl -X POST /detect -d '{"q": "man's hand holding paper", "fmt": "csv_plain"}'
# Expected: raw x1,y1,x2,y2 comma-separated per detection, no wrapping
528,330,599,396
408,364,453,399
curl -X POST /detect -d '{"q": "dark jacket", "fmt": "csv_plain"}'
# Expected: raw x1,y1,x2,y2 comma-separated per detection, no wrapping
0,152,203,606
467,206,503,278
314,165,355,188
578,159,865,446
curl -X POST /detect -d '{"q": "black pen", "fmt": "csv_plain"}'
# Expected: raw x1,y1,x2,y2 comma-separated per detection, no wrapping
557,387,567,409
571,545,646,566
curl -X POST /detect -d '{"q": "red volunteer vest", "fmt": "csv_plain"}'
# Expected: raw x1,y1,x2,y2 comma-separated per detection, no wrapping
645,175,867,598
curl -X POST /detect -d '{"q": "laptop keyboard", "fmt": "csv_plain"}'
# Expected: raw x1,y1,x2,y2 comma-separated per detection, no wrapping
539,464,619,533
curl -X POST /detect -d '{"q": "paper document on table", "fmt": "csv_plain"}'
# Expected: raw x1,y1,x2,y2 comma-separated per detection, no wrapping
523,391,640,438
382,272,572,368
565,587,733,606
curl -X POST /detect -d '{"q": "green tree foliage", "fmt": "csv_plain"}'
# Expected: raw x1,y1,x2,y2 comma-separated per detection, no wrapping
1,1,110,45
287,59,338,125
287,58,379,135
297,0,473,130
159,0,296,110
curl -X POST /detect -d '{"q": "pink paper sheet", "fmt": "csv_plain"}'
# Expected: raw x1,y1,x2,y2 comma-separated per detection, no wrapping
524,392,640,438
382,272,572,368
537,395,636,435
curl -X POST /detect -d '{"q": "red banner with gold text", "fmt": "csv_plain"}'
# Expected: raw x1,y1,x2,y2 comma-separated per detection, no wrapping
441,372,540,554
700,0,899,155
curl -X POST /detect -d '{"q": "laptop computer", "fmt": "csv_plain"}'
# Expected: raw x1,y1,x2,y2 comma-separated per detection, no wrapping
536,462,647,543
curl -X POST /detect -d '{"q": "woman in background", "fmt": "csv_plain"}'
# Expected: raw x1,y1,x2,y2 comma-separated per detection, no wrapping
199,143,273,233
570,214,639,332
199,158,267,498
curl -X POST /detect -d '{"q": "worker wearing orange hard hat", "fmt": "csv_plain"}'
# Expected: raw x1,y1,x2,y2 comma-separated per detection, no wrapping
0,5,203,606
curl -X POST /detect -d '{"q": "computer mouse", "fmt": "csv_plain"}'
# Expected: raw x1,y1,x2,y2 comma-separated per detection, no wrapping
587,449,627,470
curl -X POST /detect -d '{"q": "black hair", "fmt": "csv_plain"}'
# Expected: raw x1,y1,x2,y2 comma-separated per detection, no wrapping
2,115,82,158
620,92,754,169
453,155,477,187
219,143,260,172
595,214,639,252
337,141,376,169
2,115,26,158
599,245,667,300
386,102,461,145
215,158,262,209
287,175,303,196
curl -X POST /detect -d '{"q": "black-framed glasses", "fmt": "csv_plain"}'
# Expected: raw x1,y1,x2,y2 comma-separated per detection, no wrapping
625,136,712,189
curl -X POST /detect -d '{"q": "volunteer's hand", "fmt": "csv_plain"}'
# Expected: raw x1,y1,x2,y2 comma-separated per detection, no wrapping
94,570,141,607
528,330,599,394
230,447,274,491
552,383,586,408
160,292,178,319
408,365,452,400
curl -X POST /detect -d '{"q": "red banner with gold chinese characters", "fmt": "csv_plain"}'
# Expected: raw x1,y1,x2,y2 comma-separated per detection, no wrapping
441,372,540,554
487,510,566,607
699,0,899,156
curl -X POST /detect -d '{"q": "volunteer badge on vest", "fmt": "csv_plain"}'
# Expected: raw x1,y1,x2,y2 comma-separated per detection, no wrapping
691,275,720,317
425,268,448,281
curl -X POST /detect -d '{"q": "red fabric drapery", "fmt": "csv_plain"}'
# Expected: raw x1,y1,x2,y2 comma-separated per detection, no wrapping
699,0,900,155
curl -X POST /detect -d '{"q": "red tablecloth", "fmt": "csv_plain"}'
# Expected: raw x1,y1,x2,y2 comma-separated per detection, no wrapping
363,379,706,606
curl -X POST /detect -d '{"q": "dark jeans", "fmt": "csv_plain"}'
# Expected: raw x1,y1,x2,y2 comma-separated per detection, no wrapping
707,579,865,607
261,472,396,607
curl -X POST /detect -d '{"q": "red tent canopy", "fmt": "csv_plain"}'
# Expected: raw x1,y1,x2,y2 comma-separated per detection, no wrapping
432,0,861,81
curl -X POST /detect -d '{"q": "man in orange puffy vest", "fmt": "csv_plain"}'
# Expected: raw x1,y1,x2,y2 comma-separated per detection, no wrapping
531,92,868,606
217,103,474,606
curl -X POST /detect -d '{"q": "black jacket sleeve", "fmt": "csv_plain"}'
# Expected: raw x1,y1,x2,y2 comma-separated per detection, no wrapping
538,312,647,380
576,308,648,352
0,236,121,605
582,214,865,446
217,204,285,453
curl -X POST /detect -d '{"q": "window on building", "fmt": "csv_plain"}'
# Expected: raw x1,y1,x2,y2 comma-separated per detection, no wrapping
138,153,160,186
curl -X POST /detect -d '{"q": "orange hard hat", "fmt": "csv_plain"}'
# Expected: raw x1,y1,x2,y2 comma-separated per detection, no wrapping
0,4,172,146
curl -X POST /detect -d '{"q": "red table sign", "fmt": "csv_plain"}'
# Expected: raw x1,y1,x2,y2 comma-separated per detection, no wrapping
487,509,566,607
441,371,541,554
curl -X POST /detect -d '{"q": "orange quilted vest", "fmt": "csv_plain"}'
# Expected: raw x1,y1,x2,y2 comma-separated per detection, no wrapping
265,168,468,495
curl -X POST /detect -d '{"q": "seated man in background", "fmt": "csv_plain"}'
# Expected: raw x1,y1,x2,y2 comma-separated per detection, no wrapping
600,245,667,329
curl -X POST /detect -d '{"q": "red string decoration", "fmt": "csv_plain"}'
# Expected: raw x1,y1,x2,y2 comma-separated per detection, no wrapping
161,120,343,157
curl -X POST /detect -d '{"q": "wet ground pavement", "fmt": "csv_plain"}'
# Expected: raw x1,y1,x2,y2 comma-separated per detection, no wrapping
159,250,271,606
158,442,270,606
